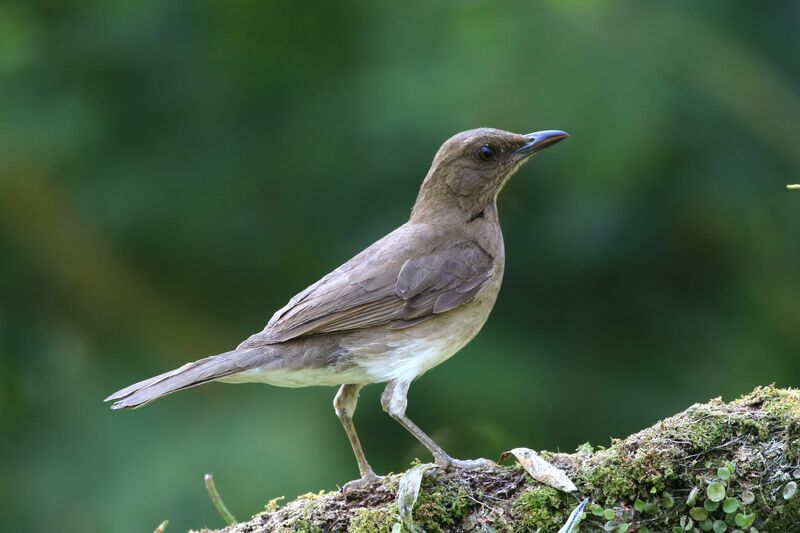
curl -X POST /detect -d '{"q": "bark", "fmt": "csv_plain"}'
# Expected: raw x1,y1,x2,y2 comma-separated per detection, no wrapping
194,386,800,532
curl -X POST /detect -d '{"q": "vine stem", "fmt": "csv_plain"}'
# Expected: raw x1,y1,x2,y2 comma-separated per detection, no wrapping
205,473,237,525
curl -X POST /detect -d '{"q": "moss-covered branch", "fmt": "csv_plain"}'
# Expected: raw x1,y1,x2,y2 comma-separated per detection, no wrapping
195,386,800,532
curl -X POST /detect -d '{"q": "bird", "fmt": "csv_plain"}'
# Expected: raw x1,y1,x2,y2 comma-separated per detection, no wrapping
106,127,569,492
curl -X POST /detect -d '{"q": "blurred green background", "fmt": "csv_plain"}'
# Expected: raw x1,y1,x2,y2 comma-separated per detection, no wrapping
1,1,798,531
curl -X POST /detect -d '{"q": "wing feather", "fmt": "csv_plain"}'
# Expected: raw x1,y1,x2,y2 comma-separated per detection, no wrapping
239,228,494,348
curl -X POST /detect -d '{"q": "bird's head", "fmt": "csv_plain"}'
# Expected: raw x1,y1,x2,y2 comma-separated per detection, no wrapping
411,127,568,222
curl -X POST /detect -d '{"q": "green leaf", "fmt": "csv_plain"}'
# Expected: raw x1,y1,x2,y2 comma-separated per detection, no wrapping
686,487,700,506
699,519,713,531
663,492,675,508
741,490,755,505
735,513,755,528
707,482,726,502
604,520,617,531
603,508,615,520
616,524,629,533
672,528,684,533
591,504,604,516
704,498,720,512
712,519,727,533
637,528,649,533
634,499,645,512
717,467,730,481
722,497,739,513
391,524,402,533
690,507,709,521
725,462,735,473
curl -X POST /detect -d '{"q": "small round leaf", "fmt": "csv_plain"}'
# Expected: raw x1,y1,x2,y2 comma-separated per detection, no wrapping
722,497,739,514
707,482,726,502
712,519,727,533
735,513,755,528
783,481,797,500
704,498,720,512
718,468,731,481
741,490,755,505
690,507,709,521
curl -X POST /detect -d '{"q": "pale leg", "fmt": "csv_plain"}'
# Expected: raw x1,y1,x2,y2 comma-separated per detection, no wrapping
381,380,494,469
334,384,382,492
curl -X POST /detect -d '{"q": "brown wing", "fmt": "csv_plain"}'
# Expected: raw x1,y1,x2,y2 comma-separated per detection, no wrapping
390,243,494,328
238,233,494,347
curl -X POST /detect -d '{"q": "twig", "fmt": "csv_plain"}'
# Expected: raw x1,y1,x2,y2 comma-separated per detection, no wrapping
205,473,237,525
154,520,169,533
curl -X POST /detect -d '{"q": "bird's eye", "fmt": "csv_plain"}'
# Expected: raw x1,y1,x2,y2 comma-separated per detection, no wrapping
477,144,496,162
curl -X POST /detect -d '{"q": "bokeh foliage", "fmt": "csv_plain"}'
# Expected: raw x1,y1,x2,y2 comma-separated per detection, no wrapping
0,1,798,532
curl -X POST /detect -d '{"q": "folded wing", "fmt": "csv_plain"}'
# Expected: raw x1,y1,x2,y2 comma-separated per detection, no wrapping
239,232,494,347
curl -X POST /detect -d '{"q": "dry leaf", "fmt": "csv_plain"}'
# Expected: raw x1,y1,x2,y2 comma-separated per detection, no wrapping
500,447,577,492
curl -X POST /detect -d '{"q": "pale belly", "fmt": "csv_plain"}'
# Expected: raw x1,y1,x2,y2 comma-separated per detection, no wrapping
351,304,489,383
221,296,496,388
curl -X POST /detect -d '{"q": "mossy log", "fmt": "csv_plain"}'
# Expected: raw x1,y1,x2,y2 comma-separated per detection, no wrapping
200,386,800,532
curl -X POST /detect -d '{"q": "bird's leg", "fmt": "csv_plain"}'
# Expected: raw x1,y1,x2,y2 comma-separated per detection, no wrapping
334,384,382,493
381,380,495,470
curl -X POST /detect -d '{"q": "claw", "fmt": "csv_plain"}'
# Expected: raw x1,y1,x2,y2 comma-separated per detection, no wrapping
342,471,383,495
435,456,497,470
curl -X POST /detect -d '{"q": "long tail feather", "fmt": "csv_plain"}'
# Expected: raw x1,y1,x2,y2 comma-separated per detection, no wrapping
105,348,264,410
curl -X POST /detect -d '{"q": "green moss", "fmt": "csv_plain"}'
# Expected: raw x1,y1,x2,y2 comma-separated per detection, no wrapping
581,448,676,503
347,505,398,533
674,414,731,450
747,386,800,460
264,496,285,513
752,385,800,417
412,482,473,532
287,518,322,533
513,486,569,531
582,459,637,499
295,490,329,501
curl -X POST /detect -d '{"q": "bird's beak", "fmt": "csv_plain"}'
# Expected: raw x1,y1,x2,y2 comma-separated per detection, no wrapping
512,130,569,157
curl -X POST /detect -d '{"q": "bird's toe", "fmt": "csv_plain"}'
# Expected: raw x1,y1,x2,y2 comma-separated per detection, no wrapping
342,472,384,495
436,457,496,470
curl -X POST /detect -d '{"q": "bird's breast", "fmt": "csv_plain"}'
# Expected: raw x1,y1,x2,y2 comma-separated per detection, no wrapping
351,278,501,384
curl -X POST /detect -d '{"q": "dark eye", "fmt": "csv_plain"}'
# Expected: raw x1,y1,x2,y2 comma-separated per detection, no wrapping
477,144,496,162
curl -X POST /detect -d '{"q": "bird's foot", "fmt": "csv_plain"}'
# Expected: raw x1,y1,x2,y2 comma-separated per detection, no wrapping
434,456,496,470
342,471,384,495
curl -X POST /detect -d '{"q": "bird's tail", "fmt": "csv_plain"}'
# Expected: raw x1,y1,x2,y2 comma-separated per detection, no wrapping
105,348,264,410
